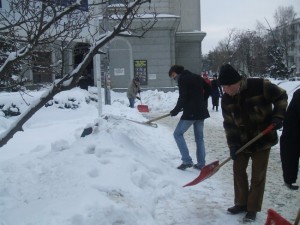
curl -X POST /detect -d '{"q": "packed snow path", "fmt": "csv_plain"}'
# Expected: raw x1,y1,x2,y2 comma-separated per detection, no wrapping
148,110,300,225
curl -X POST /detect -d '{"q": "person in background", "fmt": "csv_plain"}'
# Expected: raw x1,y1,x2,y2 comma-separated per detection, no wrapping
280,88,300,190
202,72,211,86
211,74,223,111
77,70,94,91
127,77,141,108
218,64,287,223
202,72,211,107
77,75,89,90
168,65,211,170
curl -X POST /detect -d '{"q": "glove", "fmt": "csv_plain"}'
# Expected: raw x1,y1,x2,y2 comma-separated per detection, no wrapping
229,147,238,160
271,117,283,130
136,96,141,100
170,109,179,117
138,90,141,94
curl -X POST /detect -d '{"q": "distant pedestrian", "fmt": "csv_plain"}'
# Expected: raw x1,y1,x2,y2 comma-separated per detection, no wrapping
202,72,211,107
127,77,141,108
168,65,211,170
280,88,300,190
218,64,287,223
77,71,94,91
77,75,89,90
211,74,223,111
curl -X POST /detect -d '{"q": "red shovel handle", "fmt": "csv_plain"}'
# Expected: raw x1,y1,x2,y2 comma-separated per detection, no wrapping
263,123,276,135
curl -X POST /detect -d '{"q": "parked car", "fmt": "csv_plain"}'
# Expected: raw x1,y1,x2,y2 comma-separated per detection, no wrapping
289,77,300,81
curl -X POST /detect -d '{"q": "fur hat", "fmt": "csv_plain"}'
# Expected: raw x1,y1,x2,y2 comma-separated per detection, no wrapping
218,64,241,85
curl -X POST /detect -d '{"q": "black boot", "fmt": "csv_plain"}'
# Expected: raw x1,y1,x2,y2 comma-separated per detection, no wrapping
285,183,299,190
227,205,247,214
216,106,218,111
243,211,257,222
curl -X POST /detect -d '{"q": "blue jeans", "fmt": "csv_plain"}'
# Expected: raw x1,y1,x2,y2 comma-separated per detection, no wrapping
173,119,206,166
128,98,135,108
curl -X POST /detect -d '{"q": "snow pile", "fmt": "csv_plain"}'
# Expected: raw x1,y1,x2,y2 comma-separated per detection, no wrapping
0,80,299,225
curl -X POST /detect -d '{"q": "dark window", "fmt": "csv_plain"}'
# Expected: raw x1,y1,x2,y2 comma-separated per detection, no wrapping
32,51,53,83
36,0,88,11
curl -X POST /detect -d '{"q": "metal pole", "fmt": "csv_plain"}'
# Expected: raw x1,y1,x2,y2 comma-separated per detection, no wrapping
103,1,111,105
93,17,102,116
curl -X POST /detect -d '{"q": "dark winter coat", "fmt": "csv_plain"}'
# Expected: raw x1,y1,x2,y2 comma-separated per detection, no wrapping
211,79,223,106
77,75,93,90
171,70,211,120
221,78,287,152
280,88,300,183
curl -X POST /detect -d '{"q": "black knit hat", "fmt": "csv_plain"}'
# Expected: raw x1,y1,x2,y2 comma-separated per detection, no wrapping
218,64,241,85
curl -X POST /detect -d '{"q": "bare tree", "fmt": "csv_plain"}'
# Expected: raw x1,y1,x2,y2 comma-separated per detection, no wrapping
233,30,268,77
0,0,157,148
262,6,297,79
274,6,297,68
274,5,296,27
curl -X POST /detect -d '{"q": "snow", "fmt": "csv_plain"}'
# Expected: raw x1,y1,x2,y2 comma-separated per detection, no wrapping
0,80,299,225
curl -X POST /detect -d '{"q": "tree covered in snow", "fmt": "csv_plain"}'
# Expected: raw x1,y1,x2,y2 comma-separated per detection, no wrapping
0,35,24,90
267,45,293,80
0,0,157,147
265,6,297,80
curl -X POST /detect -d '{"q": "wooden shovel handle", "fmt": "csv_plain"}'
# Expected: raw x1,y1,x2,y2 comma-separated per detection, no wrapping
235,123,275,155
219,123,275,168
146,113,171,123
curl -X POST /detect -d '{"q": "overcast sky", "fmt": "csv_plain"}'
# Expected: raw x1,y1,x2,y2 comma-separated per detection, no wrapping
201,0,300,55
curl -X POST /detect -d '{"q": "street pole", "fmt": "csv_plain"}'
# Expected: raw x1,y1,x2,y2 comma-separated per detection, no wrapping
103,1,111,105
93,17,102,116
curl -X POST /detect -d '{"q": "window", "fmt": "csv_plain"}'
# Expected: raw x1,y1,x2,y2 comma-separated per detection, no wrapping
36,0,88,11
32,51,53,83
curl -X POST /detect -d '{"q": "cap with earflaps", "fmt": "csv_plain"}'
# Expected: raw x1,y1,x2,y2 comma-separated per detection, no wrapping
134,77,140,82
218,64,241,85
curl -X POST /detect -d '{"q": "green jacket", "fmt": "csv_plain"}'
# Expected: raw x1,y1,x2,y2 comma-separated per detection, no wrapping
221,78,288,152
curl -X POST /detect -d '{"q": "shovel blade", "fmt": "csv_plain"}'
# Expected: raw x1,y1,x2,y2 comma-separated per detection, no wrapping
137,104,149,112
183,160,219,187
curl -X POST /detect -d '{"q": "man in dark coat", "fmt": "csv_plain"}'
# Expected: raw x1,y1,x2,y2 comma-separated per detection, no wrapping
211,74,223,111
280,88,300,190
218,64,287,223
168,65,211,170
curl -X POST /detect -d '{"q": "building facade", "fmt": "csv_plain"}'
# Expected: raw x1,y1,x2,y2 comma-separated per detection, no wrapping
0,0,206,90
287,18,300,76
98,0,206,90
273,17,300,77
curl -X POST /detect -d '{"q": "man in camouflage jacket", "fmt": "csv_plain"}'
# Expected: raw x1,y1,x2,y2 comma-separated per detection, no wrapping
218,64,288,223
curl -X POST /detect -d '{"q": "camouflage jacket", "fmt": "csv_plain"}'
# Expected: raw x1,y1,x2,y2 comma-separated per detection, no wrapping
221,78,288,152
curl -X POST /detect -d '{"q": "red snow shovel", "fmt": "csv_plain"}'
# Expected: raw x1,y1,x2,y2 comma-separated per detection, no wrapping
183,123,275,187
265,209,295,225
137,93,149,113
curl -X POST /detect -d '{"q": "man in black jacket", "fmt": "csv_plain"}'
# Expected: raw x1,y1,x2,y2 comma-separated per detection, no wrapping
280,88,300,190
168,65,211,170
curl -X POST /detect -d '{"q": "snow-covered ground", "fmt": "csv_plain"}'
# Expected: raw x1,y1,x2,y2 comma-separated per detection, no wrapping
0,80,299,225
